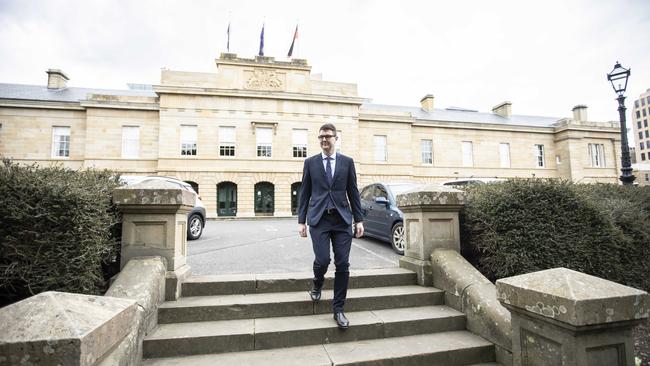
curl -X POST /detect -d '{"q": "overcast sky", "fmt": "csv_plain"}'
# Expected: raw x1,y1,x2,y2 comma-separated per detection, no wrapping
1,0,649,124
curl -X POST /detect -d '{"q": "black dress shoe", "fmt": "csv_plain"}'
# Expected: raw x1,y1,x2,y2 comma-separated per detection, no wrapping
309,287,321,302
334,312,349,329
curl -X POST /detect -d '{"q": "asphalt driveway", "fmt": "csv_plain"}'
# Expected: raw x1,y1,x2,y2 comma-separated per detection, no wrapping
187,218,401,275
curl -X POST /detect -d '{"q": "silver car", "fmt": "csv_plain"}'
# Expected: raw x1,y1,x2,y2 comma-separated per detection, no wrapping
119,175,206,240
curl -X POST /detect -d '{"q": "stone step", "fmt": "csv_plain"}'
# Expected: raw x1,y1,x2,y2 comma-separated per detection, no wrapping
182,268,417,296
144,305,465,358
142,331,495,365
158,285,444,324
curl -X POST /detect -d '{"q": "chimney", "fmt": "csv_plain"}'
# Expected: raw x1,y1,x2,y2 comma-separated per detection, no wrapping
572,105,588,122
46,69,69,89
420,94,434,112
492,101,512,118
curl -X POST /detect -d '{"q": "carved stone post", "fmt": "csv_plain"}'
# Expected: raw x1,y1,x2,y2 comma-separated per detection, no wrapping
396,184,465,286
113,180,194,300
496,267,649,366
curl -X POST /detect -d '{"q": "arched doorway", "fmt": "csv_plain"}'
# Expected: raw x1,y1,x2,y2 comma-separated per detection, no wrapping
291,182,302,215
254,182,274,216
185,180,199,194
217,182,237,217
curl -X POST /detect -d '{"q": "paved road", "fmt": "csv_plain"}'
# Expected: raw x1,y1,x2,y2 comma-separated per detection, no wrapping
187,218,401,275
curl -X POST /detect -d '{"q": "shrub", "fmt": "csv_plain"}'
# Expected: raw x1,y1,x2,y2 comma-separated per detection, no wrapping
460,179,650,292
0,159,121,305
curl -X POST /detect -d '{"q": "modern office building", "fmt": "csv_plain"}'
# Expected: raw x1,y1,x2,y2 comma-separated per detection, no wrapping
631,88,650,186
0,54,625,217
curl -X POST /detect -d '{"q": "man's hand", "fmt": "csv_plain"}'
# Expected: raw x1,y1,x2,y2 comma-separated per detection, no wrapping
298,223,308,237
355,222,364,238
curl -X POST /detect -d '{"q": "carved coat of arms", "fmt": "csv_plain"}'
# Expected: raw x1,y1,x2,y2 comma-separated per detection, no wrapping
245,69,284,90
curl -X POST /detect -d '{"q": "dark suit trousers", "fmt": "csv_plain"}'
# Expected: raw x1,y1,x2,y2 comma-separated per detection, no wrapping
309,210,352,313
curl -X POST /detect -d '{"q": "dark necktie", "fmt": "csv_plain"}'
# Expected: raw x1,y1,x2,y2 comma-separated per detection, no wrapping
325,157,333,186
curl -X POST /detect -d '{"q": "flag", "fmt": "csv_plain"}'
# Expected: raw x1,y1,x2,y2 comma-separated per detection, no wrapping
287,24,298,57
258,23,265,56
226,22,231,52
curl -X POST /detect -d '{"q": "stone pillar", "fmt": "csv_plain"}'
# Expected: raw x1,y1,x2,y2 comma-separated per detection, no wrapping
496,267,649,366
395,184,465,286
113,180,195,300
0,291,137,366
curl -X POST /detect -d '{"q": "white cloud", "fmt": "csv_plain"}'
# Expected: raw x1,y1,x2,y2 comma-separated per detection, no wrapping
1,0,649,126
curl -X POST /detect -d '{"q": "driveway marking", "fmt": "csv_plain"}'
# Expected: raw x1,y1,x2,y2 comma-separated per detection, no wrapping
351,240,398,265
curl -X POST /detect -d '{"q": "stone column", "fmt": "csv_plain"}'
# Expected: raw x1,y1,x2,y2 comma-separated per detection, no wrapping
113,180,195,300
496,267,649,366
396,184,465,286
0,291,137,366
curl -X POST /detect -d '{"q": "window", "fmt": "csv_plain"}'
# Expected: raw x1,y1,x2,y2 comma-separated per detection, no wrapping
639,121,643,129
219,126,236,156
647,96,650,104
645,173,649,182
180,125,197,156
643,109,647,117
640,132,644,140
635,100,640,108
292,129,307,158
373,135,387,162
421,139,433,164
462,141,473,167
588,143,605,167
51,126,70,157
647,141,650,149
643,98,647,106
637,111,641,119
534,144,545,167
646,130,649,138
121,126,139,158
335,130,342,152
642,153,646,161
641,142,645,150
644,120,648,127
499,143,511,168
256,127,272,157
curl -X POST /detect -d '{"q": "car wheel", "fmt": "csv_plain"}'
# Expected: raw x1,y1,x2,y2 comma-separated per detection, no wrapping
391,222,405,255
187,214,203,240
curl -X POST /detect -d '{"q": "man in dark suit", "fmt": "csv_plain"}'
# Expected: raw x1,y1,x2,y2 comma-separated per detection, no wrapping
298,123,364,329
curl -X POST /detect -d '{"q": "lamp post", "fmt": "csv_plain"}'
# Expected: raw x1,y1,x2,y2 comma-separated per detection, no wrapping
607,62,635,185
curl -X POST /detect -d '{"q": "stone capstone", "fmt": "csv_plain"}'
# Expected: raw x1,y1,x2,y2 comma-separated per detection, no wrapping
0,291,137,366
396,184,465,210
496,267,649,327
113,180,195,209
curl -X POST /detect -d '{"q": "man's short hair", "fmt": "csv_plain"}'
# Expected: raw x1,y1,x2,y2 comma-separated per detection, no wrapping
319,123,337,135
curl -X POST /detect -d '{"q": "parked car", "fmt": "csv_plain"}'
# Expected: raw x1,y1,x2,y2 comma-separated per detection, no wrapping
359,182,423,255
441,178,506,187
119,175,206,240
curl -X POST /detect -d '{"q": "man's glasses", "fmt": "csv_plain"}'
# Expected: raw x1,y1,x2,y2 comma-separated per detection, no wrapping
318,135,336,140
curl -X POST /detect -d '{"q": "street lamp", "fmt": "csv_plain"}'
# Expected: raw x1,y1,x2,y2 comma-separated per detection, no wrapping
607,62,635,185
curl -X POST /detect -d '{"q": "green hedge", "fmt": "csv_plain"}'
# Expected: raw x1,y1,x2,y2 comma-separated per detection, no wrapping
460,179,650,292
0,159,121,305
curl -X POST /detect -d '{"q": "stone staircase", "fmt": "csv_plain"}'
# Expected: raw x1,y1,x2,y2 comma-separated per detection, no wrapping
142,268,500,365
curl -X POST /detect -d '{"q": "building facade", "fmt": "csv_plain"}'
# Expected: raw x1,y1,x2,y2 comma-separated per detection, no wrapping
0,54,624,218
631,88,650,185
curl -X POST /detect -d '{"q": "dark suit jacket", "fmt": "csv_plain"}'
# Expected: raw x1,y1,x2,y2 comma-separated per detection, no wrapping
298,152,363,226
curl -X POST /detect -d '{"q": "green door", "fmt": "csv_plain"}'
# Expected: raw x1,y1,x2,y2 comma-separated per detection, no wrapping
217,182,237,216
254,182,274,216
291,182,302,215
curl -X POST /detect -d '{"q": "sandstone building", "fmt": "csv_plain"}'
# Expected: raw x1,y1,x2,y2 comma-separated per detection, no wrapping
0,54,624,218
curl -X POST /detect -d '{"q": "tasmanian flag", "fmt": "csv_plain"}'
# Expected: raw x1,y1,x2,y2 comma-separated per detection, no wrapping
226,22,231,52
287,24,298,57
258,24,265,56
